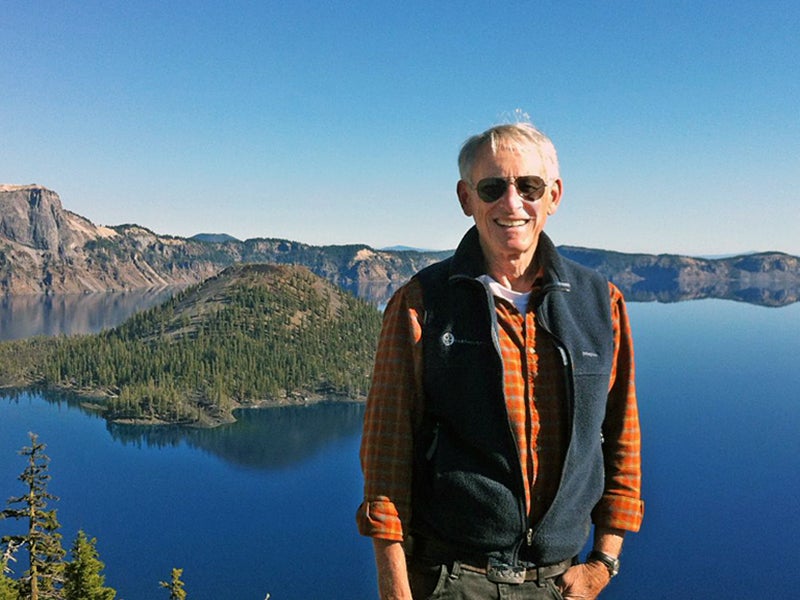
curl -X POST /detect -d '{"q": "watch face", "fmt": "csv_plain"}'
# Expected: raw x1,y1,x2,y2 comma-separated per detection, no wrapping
609,559,620,577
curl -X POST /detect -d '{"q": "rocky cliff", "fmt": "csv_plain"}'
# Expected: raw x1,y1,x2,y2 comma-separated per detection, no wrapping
2,184,799,306
0,184,220,293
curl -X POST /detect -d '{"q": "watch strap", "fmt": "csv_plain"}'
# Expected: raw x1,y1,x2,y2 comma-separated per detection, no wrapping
588,550,620,578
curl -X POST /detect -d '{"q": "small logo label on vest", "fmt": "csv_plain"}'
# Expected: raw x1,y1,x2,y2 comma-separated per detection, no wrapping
441,332,455,347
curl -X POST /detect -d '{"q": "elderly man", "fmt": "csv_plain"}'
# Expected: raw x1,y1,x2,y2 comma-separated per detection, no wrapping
358,122,643,600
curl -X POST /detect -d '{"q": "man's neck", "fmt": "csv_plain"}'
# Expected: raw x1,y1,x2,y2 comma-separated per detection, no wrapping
483,250,543,292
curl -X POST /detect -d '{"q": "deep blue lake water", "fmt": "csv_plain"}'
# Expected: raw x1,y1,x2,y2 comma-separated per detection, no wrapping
1,297,799,599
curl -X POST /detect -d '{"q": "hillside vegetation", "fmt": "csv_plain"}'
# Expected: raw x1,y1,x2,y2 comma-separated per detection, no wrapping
0,264,383,426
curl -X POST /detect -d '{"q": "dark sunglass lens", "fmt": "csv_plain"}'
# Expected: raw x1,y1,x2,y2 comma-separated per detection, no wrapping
476,178,507,202
516,176,546,199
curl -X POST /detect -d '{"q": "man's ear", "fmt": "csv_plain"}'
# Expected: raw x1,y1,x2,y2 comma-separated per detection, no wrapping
547,178,564,215
456,180,473,217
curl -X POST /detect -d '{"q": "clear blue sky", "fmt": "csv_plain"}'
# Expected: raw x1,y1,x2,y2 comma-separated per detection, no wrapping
2,1,798,255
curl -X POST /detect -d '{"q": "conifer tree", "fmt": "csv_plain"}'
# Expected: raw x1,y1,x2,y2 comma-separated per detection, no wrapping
0,545,20,600
63,531,116,600
159,568,187,600
0,432,66,600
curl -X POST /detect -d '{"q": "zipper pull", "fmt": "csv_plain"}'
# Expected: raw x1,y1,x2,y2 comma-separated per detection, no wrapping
556,346,568,366
526,528,533,546
425,423,440,460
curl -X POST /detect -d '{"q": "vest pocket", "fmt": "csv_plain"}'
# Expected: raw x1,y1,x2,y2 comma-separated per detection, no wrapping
419,426,521,549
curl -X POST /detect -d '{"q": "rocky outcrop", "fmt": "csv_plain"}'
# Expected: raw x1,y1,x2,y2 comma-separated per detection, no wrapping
1,184,799,306
0,185,226,293
1,184,116,293
1,184,99,251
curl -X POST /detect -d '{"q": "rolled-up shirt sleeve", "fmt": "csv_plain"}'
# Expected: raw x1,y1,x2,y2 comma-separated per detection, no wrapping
592,283,644,532
356,280,424,541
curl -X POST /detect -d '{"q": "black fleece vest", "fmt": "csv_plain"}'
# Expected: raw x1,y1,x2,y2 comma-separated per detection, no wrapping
411,228,614,566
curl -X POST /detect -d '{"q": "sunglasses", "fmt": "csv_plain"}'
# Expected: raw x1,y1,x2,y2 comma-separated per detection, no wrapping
471,175,549,203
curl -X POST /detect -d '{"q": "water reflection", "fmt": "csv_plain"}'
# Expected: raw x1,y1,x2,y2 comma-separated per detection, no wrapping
6,388,365,470
0,288,181,341
22,388,365,470
618,278,799,306
106,402,366,469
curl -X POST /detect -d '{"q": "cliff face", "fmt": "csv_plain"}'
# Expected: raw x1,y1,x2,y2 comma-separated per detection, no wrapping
1,185,96,290
2,184,799,306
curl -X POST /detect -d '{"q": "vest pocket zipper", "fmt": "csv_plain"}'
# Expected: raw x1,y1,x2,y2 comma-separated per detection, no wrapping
425,422,440,460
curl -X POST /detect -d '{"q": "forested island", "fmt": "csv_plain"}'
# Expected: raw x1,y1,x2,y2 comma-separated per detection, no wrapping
0,263,382,426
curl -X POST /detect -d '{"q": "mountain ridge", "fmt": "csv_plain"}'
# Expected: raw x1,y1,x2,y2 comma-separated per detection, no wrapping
2,184,798,306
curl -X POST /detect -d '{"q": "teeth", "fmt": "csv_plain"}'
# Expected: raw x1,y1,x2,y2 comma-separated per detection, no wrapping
497,219,528,227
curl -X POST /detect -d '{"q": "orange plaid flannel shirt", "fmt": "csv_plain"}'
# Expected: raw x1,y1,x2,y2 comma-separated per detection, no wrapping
357,277,643,542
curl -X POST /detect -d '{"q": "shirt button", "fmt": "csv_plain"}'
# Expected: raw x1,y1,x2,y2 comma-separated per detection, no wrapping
528,347,536,354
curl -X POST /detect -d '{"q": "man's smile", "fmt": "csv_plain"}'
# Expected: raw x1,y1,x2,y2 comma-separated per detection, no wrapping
495,218,531,228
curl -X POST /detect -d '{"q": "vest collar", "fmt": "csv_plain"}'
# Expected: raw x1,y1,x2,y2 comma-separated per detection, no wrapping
448,226,572,293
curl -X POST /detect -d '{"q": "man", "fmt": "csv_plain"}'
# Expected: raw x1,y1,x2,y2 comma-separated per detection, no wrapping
358,122,643,600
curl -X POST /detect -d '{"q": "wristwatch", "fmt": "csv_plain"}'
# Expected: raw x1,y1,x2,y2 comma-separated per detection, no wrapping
588,550,620,578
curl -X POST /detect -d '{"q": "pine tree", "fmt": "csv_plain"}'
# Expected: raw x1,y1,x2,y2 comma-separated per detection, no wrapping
63,531,116,600
0,544,20,600
0,432,66,600
159,568,187,600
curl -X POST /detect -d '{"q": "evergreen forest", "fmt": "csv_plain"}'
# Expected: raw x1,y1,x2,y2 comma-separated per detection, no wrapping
0,264,383,426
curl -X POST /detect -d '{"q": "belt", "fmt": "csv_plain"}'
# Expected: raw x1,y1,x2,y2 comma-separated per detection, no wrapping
459,556,573,583
407,535,574,585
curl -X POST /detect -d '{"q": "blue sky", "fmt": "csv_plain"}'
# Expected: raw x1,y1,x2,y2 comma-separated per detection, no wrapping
2,1,798,255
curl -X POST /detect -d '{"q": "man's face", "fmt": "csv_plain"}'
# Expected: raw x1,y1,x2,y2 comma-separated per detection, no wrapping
457,144,562,269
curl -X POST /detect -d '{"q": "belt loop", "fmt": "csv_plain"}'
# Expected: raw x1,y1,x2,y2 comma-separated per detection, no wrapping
449,560,463,581
536,566,546,587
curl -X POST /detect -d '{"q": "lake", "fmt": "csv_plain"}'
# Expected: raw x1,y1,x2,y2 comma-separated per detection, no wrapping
1,294,799,599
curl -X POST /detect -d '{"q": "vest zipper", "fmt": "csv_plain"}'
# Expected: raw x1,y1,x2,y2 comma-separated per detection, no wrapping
476,274,572,564
425,422,440,461
523,281,573,553
476,276,531,562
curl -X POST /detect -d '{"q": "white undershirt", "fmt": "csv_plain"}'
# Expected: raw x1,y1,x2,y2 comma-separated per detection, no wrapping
477,274,531,314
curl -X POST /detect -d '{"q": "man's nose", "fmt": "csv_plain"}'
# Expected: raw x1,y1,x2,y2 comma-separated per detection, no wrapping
498,182,524,208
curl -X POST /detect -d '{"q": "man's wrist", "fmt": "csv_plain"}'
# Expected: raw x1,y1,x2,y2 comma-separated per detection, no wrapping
587,549,620,578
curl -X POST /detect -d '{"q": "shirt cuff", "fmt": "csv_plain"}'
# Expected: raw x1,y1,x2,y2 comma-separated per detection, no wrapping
356,498,406,541
592,493,644,532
